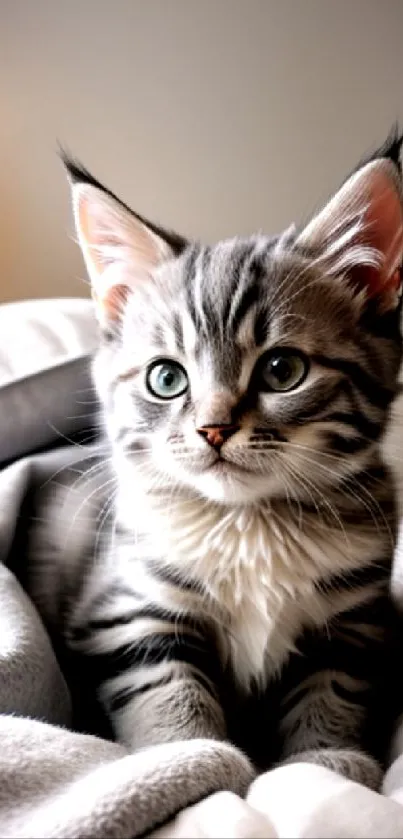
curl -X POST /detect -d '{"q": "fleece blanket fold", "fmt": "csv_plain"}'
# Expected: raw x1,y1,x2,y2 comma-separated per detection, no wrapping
1,402,403,836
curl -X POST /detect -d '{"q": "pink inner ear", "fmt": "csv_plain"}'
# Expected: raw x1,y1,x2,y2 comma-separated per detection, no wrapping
359,168,403,298
93,283,130,321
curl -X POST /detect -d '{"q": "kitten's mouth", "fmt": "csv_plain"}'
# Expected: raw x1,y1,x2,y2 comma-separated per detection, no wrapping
209,457,254,477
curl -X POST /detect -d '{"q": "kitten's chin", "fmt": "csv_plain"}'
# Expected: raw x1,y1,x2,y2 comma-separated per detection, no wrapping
144,452,282,504
178,465,280,505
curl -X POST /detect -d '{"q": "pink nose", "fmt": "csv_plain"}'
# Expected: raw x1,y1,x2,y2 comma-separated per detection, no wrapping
197,424,239,451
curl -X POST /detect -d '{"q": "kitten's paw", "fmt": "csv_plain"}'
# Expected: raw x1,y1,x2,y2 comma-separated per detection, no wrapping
280,747,382,791
138,737,256,797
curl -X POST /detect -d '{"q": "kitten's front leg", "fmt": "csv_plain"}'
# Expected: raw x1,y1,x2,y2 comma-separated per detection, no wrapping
278,696,382,791
72,601,227,752
276,601,392,791
109,650,227,753
281,745,381,789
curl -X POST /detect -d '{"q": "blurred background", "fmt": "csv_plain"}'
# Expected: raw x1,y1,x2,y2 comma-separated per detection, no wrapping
1,0,402,303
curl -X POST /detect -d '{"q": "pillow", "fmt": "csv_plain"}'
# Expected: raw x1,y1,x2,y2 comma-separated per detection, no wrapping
0,297,100,465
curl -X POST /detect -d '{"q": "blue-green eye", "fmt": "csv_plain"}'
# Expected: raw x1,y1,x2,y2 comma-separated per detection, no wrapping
146,359,189,400
260,348,308,392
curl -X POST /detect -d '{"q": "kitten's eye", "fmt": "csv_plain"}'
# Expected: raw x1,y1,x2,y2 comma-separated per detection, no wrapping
146,359,188,400
260,349,308,392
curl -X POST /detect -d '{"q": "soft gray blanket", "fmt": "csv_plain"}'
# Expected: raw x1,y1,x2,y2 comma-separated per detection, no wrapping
2,388,403,837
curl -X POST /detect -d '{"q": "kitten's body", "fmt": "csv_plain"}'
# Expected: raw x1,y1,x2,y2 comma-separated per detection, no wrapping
28,134,403,789
30,439,396,782
105,434,392,678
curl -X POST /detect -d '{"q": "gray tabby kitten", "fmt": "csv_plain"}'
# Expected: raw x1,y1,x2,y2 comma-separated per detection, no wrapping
39,134,403,790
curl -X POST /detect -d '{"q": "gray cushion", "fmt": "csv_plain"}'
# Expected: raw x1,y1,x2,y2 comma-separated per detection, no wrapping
0,298,99,464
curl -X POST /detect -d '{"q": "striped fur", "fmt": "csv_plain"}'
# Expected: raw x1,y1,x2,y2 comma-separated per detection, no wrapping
30,134,403,789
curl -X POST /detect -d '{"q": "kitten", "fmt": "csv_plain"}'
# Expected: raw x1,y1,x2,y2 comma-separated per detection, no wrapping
39,134,403,790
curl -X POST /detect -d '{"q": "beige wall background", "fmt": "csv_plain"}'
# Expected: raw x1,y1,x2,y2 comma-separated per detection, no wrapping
0,0,402,303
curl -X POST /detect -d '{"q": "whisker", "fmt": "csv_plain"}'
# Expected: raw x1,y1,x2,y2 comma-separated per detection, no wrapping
276,445,392,543
94,487,119,560
62,474,118,553
39,444,111,490
46,421,103,450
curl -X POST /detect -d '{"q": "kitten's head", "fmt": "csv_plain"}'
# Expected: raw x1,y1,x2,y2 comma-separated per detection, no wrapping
64,133,403,505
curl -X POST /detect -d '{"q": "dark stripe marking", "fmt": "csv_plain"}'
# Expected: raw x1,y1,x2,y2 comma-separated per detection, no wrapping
292,380,346,423
73,604,204,642
108,666,218,713
326,410,381,441
109,679,167,712
317,560,390,598
331,678,371,705
221,245,255,328
313,354,395,408
90,632,220,686
173,312,184,354
253,307,269,346
325,431,370,455
149,560,204,594
183,244,203,328
230,283,260,336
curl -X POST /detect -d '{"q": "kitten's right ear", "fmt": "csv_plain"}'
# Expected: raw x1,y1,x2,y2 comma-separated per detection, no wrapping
61,153,187,330
296,131,403,311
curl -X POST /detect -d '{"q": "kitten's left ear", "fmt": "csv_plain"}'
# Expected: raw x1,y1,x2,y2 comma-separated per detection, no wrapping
297,134,403,310
61,153,187,330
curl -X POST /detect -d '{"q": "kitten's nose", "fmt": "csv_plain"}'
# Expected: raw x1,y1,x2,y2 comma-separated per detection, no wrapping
197,424,239,450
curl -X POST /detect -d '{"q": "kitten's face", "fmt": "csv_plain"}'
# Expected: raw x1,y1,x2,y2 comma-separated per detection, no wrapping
66,137,403,505
95,235,401,505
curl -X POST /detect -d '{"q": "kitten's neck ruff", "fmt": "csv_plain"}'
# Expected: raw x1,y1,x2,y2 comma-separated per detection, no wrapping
115,463,386,686
120,472,384,689
117,458,384,586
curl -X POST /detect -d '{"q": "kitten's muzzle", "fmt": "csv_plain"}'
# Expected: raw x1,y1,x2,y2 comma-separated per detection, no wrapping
197,424,240,451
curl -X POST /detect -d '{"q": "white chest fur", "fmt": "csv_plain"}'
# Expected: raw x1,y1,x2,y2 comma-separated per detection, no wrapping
125,490,382,690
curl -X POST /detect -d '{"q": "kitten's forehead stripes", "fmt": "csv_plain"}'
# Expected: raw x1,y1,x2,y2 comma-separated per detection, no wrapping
180,238,279,378
172,312,184,354
182,243,204,330
220,242,257,330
